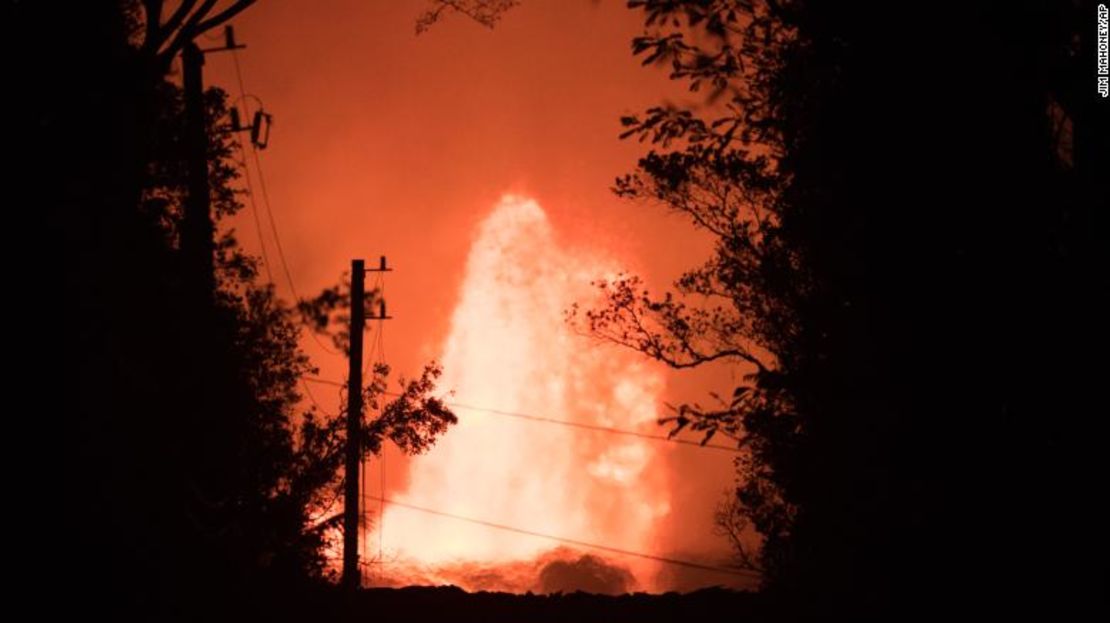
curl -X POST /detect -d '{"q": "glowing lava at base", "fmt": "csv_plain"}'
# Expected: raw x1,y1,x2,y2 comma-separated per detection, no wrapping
370,196,672,593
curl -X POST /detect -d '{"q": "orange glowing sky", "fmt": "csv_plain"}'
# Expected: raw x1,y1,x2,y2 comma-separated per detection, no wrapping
204,0,749,592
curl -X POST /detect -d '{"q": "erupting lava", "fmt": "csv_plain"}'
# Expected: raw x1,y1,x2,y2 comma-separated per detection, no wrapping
370,195,672,593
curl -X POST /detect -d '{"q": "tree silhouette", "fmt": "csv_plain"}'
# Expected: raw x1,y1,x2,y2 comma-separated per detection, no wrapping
566,0,798,583
364,362,458,456
568,0,1103,615
18,2,458,617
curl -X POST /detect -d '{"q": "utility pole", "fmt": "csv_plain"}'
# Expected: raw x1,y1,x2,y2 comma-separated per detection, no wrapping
342,256,392,590
180,28,248,297
343,259,366,590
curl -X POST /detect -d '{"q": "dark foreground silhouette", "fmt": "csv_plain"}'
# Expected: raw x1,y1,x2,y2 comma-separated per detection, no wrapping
264,585,770,623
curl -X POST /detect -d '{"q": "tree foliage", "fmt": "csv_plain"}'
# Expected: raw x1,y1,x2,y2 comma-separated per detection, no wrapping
122,56,460,592
24,1,458,616
365,362,458,456
571,1,1101,613
569,0,802,579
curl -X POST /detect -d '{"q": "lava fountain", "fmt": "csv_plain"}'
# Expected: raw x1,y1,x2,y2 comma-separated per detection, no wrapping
372,195,672,593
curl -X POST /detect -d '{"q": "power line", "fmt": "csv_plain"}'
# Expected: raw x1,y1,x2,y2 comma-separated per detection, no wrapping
362,268,389,579
370,496,761,579
378,432,385,573
361,269,386,383
301,376,741,453
360,445,368,580
373,272,387,571
301,378,335,417
444,400,741,453
230,45,341,358
227,46,273,285
360,321,378,384
230,133,275,285
305,377,346,388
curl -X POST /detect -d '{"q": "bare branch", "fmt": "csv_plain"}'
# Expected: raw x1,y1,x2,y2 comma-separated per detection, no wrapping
147,0,197,54
157,0,252,65
714,495,765,572
141,0,163,53
194,0,257,37
416,0,519,35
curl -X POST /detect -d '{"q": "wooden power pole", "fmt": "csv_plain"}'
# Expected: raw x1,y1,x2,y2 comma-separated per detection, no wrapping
180,29,247,296
343,259,366,590
342,257,393,590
